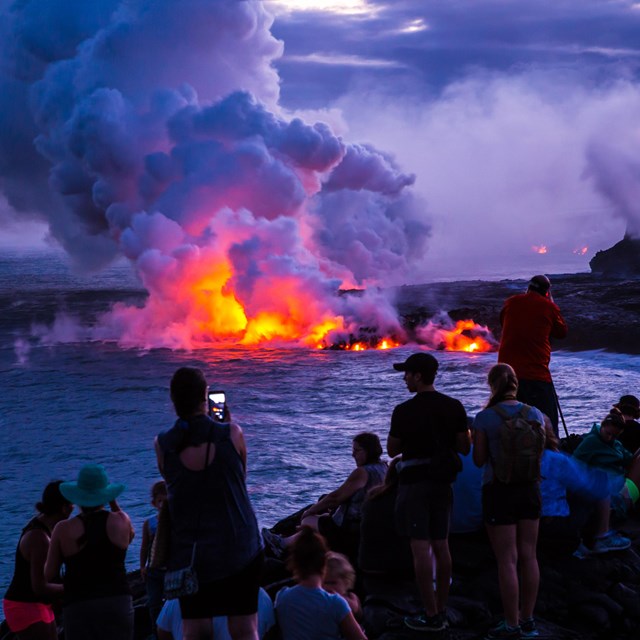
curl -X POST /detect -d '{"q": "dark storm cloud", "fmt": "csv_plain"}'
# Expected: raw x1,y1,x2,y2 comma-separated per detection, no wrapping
271,0,640,106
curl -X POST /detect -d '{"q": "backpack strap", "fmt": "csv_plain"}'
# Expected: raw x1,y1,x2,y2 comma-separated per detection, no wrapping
492,404,531,421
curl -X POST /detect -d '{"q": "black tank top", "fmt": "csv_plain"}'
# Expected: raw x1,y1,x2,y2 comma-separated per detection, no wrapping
63,511,130,604
4,517,51,603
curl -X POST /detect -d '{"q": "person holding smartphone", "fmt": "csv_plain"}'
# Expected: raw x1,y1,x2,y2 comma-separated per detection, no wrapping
155,367,263,640
497,274,568,436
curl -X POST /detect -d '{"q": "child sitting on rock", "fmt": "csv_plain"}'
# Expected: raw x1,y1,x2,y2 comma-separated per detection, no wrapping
275,527,366,640
539,419,630,555
323,552,362,621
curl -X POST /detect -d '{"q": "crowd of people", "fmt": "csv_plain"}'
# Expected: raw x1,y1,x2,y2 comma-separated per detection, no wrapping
3,275,640,640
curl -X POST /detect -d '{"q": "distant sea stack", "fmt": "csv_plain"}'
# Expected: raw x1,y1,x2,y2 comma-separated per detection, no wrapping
590,234,640,277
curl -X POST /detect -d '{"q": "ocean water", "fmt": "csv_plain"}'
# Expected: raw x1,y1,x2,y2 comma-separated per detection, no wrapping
2,250,640,595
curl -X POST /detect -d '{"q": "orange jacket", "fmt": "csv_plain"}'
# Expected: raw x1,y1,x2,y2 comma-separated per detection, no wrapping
498,291,567,382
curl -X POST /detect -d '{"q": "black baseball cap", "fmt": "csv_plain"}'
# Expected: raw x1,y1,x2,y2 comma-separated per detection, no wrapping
528,275,551,295
393,352,439,374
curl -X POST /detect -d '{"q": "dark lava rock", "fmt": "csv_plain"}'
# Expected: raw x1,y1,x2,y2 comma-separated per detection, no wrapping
590,235,640,277
393,272,640,354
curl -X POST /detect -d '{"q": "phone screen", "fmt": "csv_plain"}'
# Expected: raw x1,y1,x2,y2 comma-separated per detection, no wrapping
208,391,226,420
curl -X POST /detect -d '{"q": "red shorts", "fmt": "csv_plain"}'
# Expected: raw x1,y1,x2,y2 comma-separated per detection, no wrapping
3,599,55,632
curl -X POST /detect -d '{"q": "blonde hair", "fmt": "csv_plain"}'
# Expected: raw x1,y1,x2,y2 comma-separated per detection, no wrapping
325,552,356,591
486,363,519,408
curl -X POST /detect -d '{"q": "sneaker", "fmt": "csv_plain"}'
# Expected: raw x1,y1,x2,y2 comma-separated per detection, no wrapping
520,617,539,638
591,530,631,554
485,619,521,639
572,542,592,559
261,527,285,559
404,612,448,632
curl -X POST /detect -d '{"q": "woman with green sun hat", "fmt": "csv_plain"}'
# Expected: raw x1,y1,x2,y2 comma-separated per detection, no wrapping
45,464,135,640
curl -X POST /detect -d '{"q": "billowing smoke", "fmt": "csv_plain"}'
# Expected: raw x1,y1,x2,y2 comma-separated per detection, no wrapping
0,0,429,348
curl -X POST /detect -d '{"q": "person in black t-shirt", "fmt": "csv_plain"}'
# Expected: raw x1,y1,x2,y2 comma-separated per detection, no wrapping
387,353,470,633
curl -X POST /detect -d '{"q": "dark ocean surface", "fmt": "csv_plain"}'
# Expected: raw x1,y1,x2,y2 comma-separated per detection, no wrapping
2,250,640,598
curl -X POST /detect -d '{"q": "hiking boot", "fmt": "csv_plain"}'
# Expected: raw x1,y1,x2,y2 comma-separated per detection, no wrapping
591,531,631,554
261,527,285,559
404,612,448,632
485,620,521,639
519,617,539,638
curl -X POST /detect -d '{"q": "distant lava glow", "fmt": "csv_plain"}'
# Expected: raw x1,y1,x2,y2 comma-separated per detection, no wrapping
573,246,589,255
532,245,548,254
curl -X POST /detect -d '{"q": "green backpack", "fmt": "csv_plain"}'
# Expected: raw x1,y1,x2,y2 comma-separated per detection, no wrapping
491,404,545,483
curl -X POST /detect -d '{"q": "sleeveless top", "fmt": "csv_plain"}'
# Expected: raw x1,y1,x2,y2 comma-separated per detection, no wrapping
4,517,51,603
63,510,130,604
158,415,262,582
332,461,388,527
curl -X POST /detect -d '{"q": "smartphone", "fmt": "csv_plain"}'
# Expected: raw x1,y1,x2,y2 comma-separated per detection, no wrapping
208,390,226,421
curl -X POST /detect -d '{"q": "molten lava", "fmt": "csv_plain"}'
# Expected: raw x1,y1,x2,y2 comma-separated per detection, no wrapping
440,319,495,352
532,245,548,254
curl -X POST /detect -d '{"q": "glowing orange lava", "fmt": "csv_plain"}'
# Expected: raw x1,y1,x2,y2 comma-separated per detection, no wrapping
532,245,548,254
573,246,588,255
440,320,495,353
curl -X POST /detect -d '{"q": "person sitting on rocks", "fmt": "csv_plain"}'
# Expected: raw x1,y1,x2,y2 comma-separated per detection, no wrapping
539,418,630,556
358,457,414,580
572,407,640,520
614,395,640,455
274,527,366,640
156,587,275,640
323,552,362,621
262,433,387,561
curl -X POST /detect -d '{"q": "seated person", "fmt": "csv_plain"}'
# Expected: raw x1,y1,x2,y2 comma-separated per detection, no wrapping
323,552,362,621
539,419,629,555
615,395,640,455
275,527,366,640
572,408,640,519
358,457,413,579
156,587,275,640
450,443,483,535
263,433,387,559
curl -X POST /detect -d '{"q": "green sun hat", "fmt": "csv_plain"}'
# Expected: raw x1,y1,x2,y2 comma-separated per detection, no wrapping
60,464,125,507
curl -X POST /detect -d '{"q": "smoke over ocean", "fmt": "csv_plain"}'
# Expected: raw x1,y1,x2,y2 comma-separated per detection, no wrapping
0,0,429,348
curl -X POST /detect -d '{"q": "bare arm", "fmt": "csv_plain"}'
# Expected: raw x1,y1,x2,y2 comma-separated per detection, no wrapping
155,436,165,476
473,429,488,467
456,429,471,456
24,530,63,598
304,467,368,517
44,523,64,583
230,422,247,473
139,519,150,578
339,611,367,640
387,434,403,458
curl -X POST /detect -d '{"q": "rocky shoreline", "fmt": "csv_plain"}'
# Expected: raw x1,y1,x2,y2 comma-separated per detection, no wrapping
393,272,640,355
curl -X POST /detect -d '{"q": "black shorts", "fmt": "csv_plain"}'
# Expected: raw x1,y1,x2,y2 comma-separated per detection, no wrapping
179,552,263,619
395,481,452,540
482,481,541,526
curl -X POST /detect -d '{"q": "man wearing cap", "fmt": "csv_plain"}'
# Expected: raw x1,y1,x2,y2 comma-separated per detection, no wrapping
387,352,470,632
615,395,640,455
498,275,567,436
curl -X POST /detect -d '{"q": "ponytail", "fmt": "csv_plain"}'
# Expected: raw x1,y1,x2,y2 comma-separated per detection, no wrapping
485,363,519,408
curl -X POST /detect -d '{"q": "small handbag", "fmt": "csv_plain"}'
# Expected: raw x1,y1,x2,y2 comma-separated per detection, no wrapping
163,542,199,599
163,423,213,599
